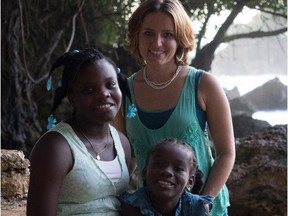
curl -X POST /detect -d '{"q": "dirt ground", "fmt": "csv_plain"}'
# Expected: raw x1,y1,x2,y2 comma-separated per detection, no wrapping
1,197,26,216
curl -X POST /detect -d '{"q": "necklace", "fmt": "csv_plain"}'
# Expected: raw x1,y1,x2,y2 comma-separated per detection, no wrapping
143,65,182,90
76,119,110,160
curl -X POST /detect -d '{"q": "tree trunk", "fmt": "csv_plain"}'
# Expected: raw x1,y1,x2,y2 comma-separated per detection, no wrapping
1,3,42,156
191,2,245,71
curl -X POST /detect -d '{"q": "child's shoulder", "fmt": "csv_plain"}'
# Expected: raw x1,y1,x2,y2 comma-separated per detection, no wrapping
120,187,160,216
120,187,148,203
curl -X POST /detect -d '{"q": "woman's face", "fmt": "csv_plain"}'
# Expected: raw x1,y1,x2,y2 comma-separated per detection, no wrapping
68,60,122,125
138,12,178,67
145,144,194,205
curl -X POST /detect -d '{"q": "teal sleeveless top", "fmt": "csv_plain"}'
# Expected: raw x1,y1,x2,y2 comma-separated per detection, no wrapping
124,67,229,216
50,122,129,216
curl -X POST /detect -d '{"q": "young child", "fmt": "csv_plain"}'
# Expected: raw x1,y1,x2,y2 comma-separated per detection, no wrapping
27,48,132,216
121,138,214,216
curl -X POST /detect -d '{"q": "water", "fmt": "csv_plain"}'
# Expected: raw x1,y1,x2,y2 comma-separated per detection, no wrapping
252,110,287,126
216,74,287,125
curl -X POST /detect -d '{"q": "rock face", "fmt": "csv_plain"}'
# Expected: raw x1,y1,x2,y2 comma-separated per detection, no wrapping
242,78,287,110
227,125,287,216
230,78,287,113
1,150,30,198
232,114,270,138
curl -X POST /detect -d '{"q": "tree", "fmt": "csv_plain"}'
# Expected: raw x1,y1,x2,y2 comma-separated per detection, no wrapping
1,0,134,155
180,0,287,70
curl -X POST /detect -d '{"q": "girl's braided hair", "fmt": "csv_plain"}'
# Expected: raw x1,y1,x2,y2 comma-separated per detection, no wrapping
48,48,132,116
142,138,204,194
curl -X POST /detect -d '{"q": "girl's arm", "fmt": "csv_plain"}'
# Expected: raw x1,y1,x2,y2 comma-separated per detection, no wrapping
114,104,127,135
26,132,72,216
198,72,235,197
121,202,143,216
118,130,132,172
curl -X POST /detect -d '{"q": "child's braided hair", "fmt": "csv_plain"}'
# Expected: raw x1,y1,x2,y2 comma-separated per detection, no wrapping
47,48,132,117
142,138,204,194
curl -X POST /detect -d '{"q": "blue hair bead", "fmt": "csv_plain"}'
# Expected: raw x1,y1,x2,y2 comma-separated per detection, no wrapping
47,114,57,129
46,76,52,91
72,49,79,53
57,80,62,87
127,104,137,118
116,68,121,74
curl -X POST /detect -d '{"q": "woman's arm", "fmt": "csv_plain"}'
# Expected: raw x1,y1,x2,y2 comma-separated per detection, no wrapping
26,132,72,216
198,72,235,197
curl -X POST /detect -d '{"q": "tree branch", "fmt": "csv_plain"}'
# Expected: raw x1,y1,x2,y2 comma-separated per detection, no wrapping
224,27,287,42
65,0,86,52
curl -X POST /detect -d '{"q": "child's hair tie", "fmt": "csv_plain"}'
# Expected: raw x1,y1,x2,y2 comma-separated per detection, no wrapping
57,80,62,87
47,114,57,129
72,49,79,53
46,76,52,91
116,68,121,74
127,104,137,118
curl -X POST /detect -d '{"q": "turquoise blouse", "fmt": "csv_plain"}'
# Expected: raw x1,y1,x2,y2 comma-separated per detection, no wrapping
124,67,230,216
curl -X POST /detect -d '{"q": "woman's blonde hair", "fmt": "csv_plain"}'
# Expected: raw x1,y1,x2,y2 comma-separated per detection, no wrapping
125,0,195,66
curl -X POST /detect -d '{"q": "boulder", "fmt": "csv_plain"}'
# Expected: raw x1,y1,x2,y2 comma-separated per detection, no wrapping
232,114,270,138
229,97,256,116
224,86,241,100
227,125,287,216
242,77,287,110
1,150,30,198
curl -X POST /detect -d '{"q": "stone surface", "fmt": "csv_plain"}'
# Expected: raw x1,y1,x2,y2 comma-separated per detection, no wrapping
1,150,30,198
227,125,287,216
224,86,241,100
232,114,270,138
229,97,256,116
228,78,287,117
242,77,287,110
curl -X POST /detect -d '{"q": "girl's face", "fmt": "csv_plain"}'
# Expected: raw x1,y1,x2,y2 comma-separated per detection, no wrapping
145,144,195,205
139,12,178,67
68,60,122,125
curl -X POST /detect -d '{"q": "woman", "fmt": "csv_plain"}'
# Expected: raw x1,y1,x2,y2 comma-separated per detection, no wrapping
114,0,235,215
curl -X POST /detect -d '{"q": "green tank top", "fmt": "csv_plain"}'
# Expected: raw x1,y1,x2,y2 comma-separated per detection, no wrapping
50,122,129,216
125,67,229,216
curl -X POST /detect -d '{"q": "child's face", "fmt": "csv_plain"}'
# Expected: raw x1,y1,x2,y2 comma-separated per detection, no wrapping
145,144,195,204
68,59,122,124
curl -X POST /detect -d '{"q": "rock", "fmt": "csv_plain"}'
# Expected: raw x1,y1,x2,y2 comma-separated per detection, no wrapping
227,125,287,216
224,86,241,100
229,97,256,116
1,150,30,198
242,78,287,110
232,114,270,138
1,150,30,171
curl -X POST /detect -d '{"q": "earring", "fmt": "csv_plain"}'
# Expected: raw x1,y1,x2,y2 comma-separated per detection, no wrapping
186,185,192,191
